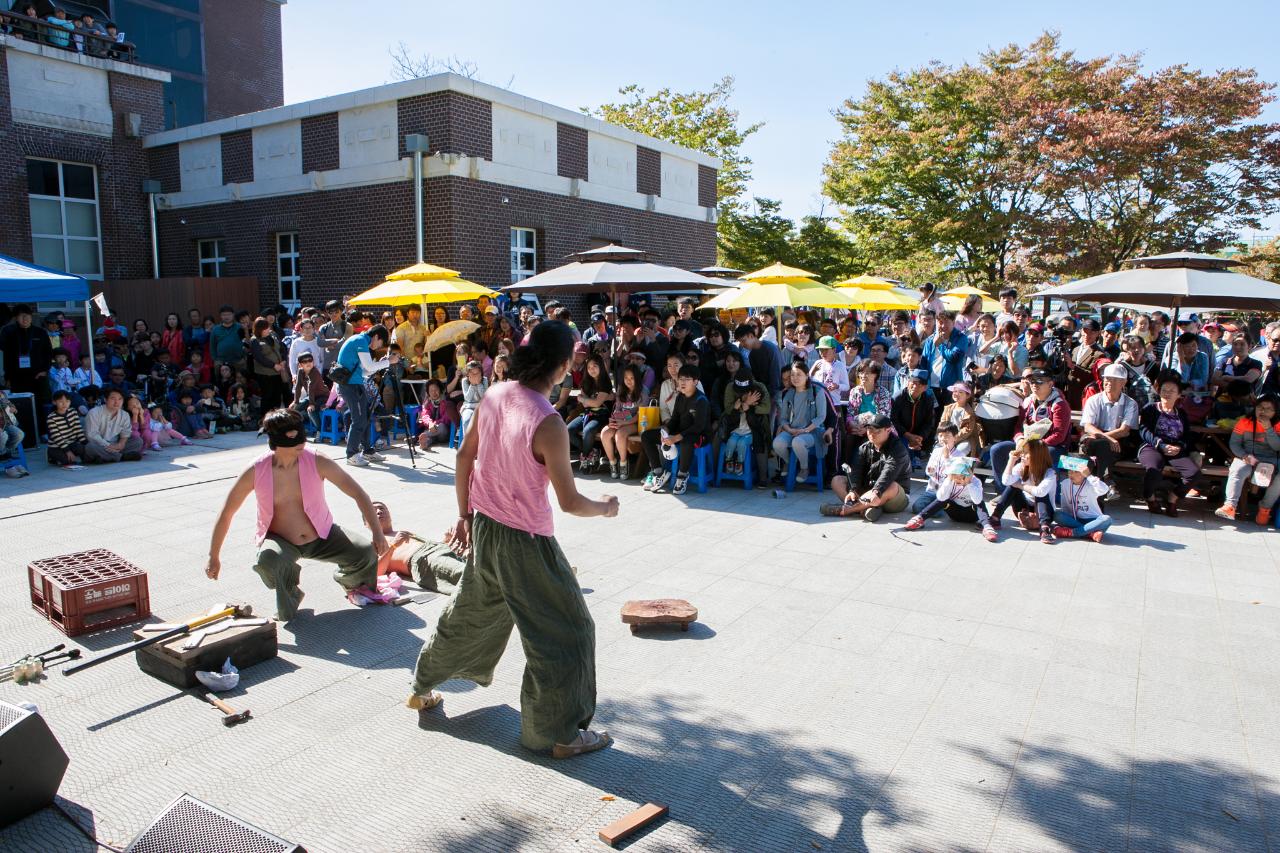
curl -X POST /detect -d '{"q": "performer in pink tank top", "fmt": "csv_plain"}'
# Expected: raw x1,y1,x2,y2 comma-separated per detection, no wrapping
409,321,619,759
205,408,388,621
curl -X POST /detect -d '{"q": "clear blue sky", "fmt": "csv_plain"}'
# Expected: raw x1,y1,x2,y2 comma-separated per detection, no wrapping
281,0,1279,235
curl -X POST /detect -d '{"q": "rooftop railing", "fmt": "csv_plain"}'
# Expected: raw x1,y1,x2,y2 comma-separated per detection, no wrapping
0,10,136,64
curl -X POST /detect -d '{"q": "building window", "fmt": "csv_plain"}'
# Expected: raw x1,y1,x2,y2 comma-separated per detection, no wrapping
27,159,102,279
510,227,536,284
276,232,300,308
198,239,225,277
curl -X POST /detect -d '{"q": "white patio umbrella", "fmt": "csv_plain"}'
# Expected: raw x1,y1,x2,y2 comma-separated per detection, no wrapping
500,245,727,300
1036,252,1280,365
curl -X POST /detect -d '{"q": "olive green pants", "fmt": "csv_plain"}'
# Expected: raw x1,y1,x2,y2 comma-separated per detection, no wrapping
411,512,597,751
253,524,378,620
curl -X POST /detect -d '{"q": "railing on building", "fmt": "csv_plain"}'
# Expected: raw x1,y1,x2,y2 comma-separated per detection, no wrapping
0,10,137,64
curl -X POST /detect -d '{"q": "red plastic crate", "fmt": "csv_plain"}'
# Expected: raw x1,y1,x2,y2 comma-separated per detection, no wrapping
38,552,150,637
27,549,121,618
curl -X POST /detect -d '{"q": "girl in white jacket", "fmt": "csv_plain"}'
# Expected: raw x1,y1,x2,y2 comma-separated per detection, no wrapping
990,433,1058,543
1052,456,1112,542
904,457,997,541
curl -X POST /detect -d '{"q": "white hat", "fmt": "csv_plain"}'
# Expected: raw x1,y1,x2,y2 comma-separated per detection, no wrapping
1102,363,1128,381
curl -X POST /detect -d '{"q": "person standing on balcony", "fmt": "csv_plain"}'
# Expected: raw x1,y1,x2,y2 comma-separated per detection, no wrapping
44,7,74,48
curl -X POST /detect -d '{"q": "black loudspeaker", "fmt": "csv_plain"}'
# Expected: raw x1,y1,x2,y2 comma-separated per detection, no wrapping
6,391,40,449
125,794,306,853
0,699,69,828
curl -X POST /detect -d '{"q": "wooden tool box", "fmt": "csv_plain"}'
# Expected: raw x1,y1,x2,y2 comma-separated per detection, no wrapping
134,619,277,688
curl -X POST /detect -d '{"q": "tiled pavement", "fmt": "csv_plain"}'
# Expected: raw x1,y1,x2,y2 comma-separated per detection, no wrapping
1,433,1278,851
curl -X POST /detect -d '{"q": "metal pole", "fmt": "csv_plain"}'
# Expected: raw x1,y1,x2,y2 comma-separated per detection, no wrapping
148,192,160,277
84,301,95,382
413,150,424,264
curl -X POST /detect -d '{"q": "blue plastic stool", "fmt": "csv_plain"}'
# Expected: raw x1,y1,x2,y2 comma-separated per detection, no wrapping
318,409,346,444
403,405,420,438
716,443,754,490
668,444,713,493
449,422,464,449
1,443,28,473
785,444,825,492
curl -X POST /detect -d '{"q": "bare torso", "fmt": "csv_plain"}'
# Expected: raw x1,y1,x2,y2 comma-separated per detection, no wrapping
378,531,420,576
269,458,320,545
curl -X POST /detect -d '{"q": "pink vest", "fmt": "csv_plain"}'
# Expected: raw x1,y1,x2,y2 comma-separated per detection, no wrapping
253,449,334,545
469,381,556,537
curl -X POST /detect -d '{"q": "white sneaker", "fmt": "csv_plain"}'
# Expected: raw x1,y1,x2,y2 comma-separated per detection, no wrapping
364,450,385,463
347,452,370,467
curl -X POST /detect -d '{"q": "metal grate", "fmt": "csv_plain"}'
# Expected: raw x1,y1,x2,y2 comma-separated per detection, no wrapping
0,700,24,733
125,794,304,853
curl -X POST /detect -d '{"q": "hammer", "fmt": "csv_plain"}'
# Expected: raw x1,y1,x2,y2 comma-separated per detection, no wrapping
200,691,250,726
64,603,255,677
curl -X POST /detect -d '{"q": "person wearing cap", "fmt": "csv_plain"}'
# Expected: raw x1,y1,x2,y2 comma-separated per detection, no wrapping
921,310,970,407
891,368,937,465
1080,363,1139,488
1168,332,1212,401
583,312,611,349
1100,322,1123,360
1051,457,1113,542
206,408,385,622
825,413,911,520
995,288,1019,329
1201,322,1228,367
987,368,1073,479
809,335,850,401
1164,314,1215,366
939,381,979,456
904,455,996,540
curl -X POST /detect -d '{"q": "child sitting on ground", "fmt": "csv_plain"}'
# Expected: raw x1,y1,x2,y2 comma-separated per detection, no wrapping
226,383,254,430
905,456,997,541
990,426,1058,543
0,390,28,476
912,422,965,514
124,396,149,452
187,348,211,384
145,403,192,450
46,391,87,466
1052,456,1112,543
416,379,455,450
196,385,230,434
171,388,210,438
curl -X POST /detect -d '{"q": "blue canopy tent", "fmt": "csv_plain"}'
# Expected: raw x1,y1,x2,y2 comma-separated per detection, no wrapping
0,253,95,377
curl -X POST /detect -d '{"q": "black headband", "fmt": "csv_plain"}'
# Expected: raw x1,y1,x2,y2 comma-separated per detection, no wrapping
263,428,306,450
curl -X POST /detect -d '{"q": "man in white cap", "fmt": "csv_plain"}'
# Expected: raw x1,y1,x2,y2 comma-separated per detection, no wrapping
1079,362,1139,494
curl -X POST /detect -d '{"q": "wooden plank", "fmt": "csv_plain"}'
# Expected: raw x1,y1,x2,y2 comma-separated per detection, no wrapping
598,802,669,847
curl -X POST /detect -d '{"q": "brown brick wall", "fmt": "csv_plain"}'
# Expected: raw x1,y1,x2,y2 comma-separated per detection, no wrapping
220,130,253,184
397,91,493,159
636,146,661,196
698,165,717,209
147,144,180,194
202,0,284,121
556,123,587,180
0,49,162,282
301,112,339,174
155,175,715,317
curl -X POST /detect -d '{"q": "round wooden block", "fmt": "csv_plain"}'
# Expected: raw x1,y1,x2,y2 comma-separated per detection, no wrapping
620,599,698,629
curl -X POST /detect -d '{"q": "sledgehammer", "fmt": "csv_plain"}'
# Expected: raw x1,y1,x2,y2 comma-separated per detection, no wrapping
63,603,254,677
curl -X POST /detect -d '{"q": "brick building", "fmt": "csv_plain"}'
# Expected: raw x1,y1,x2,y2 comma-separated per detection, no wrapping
0,31,170,290
144,73,720,315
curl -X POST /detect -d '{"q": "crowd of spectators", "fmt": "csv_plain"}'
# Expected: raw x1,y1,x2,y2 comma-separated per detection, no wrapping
1,288,1278,541
2,5,134,62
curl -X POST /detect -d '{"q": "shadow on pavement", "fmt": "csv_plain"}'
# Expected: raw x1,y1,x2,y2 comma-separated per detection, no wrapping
967,737,1276,850
417,694,904,851
278,605,426,670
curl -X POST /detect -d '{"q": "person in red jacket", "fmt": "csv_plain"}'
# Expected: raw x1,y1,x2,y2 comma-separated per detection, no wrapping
988,370,1073,477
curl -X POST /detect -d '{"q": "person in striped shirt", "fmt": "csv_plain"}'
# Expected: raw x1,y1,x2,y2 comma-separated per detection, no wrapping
46,391,87,467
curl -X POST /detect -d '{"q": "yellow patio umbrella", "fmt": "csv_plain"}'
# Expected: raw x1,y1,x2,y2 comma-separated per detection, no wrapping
740,262,820,283
703,274,859,344
838,286,918,311
349,263,499,376
940,285,1000,313
833,274,902,290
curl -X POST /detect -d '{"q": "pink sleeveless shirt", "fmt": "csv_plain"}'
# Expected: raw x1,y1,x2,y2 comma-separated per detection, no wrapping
469,380,557,537
253,448,334,545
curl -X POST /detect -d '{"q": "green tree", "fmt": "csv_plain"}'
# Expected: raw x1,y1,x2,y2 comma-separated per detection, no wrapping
716,198,862,282
1232,237,1280,284
590,77,762,211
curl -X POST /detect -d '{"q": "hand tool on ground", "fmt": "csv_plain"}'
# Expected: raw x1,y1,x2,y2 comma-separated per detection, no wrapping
63,603,253,677
1,648,80,682
199,691,250,726
181,618,269,650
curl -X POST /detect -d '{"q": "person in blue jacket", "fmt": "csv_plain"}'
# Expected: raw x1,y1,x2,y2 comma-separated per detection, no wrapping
921,310,970,407
335,325,395,467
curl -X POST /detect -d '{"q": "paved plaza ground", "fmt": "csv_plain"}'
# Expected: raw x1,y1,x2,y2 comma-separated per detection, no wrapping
1,433,1279,851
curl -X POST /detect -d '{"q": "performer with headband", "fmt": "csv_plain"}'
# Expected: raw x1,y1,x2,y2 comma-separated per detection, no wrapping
205,408,387,620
